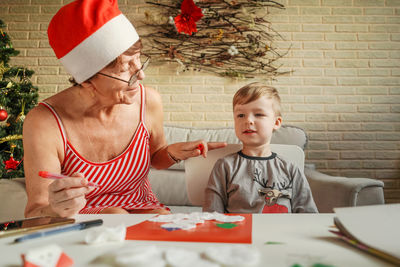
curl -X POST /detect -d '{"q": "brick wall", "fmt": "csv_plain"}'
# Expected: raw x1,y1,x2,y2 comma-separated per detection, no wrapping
1,0,399,203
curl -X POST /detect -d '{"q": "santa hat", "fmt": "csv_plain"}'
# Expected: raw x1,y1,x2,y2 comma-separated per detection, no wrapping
48,0,139,84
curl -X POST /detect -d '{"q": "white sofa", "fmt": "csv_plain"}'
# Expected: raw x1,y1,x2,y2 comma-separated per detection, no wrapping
0,125,385,221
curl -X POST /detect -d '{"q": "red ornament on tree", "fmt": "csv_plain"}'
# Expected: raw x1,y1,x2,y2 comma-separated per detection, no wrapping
174,0,203,35
0,108,8,121
4,156,20,170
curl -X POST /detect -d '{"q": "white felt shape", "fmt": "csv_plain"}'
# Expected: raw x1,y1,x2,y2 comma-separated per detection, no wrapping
23,244,63,267
165,248,219,267
204,245,260,267
161,222,197,230
114,246,166,267
84,224,126,244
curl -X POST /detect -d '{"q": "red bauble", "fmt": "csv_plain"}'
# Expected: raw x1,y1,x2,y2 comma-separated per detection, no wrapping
0,109,8,121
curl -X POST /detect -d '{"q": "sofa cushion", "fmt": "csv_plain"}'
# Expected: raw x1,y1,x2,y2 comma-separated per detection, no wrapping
164,124,307,170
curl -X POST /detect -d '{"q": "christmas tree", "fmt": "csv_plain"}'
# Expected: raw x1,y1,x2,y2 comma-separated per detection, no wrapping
0,19,39,178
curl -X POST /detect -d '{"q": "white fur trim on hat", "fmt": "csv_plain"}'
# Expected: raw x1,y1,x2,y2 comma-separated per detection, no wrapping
59,14,139,84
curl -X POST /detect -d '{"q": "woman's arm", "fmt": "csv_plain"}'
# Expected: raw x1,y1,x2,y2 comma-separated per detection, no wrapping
23,105,93,218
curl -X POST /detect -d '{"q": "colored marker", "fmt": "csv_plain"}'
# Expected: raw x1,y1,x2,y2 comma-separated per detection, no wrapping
38,171,100,187
14,219,103,243
197,143,204,153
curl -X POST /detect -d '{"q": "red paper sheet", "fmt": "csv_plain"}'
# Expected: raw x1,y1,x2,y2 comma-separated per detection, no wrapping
125,214,252,244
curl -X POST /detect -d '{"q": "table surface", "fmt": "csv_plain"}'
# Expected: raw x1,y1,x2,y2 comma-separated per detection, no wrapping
0,214,394,267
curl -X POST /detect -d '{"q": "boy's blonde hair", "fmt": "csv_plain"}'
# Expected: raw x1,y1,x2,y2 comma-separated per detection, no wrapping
233,82,281,117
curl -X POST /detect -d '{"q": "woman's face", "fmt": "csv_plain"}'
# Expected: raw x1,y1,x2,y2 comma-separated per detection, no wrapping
89,47,146,104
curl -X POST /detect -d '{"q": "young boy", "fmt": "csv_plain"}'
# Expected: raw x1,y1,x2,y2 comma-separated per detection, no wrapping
203,82,318,213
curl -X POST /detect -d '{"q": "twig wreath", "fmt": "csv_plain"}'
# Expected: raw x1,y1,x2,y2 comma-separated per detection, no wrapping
142,0,289,78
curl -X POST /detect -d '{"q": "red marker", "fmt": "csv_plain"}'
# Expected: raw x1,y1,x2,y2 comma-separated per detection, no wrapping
38,171,100,187
197,143,204,154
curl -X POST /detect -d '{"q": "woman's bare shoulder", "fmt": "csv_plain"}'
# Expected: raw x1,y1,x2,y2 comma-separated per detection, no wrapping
144,85,162,107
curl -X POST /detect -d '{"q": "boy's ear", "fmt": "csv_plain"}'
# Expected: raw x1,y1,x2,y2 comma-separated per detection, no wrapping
273,116,282,130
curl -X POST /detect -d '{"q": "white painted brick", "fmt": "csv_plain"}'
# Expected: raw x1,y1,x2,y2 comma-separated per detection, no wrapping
305,96,337,103
293,33,324,41
292,51,323,58
326,33,357,41
290,16,324,24
336,42,369,50
328,160,362,169
302,24,334,32
321,0,352,6
369,42,400,50
373,114,400,122
391,105,400,113
370,77,400,85
206,112,233,121
335,24,368,32
340,114,375,122
325,68,357,76
338,78,369,86
171,112,204,121
364,142,396,150
284,113,306,122
332,8,363,15
358,69,390,76
324,86,356,95
338,96,370,104
390,88,400,94
343,132,376,140
191,86,224,94
303,59,334,67
295,122,326,131
371,59,400,68
364,8,394,15
163,103,190,112
376,133,400,140
308,151,340,159
357,87,389,95
324,51,357,59
362,123,394,131
359,33,390,41
308,142,329,150
291,87,322,94
358,105,389,113
354,0,385,6
191,104,225,112
302,41,335,50
300,7,331,15
323,16,353,24
158,85,190,94
341,151,374,159
363,161,398,169
328,123,361,131
372,96,400,104
292,68,324,76
171,95,204,103
326,105,357,113
336,59,369,68
306,113,339,122
289,0,320,6
355,17,386,24
291,104,324,112
375,151,400,159
304,77,337,85
370,25,400,33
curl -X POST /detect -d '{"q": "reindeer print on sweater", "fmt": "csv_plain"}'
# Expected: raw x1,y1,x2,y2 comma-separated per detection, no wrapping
252,168,293,213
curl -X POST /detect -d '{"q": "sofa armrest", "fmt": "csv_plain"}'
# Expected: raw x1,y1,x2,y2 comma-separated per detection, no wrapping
0,178,27,221
304,168,385,213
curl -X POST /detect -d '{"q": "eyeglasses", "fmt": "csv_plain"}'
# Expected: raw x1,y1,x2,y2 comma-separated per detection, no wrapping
98,56,150,86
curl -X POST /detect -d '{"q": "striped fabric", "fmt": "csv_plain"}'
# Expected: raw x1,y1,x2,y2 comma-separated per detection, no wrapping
40,84,164,213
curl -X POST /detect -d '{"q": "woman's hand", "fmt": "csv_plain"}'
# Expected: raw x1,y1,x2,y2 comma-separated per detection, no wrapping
47,173,94,218
167,140,227,162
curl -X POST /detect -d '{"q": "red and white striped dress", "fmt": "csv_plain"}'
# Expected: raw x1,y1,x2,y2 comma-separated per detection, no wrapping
40,84,164,214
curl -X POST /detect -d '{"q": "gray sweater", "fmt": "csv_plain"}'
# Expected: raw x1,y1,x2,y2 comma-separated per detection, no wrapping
203,151,318,213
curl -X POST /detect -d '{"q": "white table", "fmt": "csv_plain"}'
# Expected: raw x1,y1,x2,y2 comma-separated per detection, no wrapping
0,214,394,267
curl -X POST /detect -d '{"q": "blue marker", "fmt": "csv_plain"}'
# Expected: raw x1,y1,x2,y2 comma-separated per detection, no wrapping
14,219,103,243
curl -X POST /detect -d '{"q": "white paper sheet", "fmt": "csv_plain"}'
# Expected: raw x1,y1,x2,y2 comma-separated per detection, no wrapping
334,204,400,258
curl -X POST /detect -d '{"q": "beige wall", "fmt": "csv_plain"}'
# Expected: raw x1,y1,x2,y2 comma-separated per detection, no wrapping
1,0,399,203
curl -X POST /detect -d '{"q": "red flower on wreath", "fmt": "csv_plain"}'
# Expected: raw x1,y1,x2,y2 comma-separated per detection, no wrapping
174,0,203,35
4,156,20,170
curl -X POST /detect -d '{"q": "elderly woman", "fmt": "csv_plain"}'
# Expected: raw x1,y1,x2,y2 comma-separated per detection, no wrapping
23,0,225,218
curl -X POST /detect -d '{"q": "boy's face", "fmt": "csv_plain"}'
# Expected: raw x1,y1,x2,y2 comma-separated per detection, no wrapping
233,96,282,149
